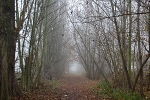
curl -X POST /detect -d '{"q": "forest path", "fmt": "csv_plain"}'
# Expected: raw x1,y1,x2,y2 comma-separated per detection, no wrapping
11,74,102,100
54,74,101,100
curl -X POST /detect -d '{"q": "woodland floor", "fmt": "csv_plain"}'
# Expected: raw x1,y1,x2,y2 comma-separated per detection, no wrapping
11,74,104,100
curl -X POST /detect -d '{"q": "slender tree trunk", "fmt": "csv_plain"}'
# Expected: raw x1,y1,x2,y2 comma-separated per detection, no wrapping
136,0,144,96
133,5,150,91
147,65,150,90
109,0,132,89
146,5,150,91
128,0,132,78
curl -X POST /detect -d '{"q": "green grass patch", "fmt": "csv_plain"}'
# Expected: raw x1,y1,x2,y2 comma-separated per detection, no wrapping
94,81,141,100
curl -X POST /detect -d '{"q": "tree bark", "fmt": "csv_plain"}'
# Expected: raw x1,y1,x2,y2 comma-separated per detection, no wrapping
0,0,22,99
109,0,132,89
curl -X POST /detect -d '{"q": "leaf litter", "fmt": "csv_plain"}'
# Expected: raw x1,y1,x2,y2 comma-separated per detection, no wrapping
11,75,108,100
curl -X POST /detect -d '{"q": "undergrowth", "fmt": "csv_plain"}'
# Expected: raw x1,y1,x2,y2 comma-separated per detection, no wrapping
45,80,60,90
94,81,141,100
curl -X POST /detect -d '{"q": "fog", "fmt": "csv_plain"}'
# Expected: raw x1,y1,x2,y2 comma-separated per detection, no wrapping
69,61,86,75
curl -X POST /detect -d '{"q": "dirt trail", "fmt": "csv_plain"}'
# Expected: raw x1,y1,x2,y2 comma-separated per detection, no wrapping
54,74,101,100
11,74,102,100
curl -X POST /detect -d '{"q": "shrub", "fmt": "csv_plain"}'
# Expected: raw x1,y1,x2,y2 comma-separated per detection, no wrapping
94,81,112,98
46,80,60,90
94,81,141,100
50,80,60,89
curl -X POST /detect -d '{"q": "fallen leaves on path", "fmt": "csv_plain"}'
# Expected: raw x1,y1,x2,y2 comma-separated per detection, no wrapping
11,75,104,100
55,74,101,100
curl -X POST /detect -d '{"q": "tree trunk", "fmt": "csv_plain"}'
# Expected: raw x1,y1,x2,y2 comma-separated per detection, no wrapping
109,0,132,89
146,4,150,91
0,0,22,99
136,0,144,96
1,42,9,100
128,0,132,78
